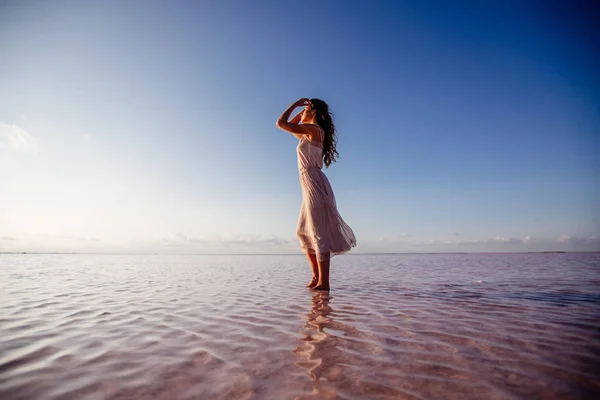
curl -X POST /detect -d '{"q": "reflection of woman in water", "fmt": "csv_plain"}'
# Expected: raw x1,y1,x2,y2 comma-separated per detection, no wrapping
293,292,360,392
293,292,334,382
276,98,357,290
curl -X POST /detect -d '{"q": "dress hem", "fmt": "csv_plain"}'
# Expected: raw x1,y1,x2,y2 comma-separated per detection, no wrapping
300,243,357,261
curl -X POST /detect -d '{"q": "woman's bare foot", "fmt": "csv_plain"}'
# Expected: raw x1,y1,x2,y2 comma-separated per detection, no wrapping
307,276,319,288
311,284,330,291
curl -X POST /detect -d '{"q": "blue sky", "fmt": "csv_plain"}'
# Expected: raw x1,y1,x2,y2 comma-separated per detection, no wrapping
0,0,598,253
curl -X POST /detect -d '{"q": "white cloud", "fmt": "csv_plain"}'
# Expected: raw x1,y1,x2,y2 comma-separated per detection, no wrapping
558,235,571,243
30,233,301,254
1,231,599,254
167,233,296,250
0,122,38,155
522,236,534,245
491,236,523,245
359,234,600,253
557,235,600,247
456,239,484,245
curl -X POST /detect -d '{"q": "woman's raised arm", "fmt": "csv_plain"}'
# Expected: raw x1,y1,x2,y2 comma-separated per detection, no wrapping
276,98,316,139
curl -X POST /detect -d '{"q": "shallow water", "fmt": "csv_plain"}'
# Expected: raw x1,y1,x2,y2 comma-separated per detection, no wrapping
1,253,599,399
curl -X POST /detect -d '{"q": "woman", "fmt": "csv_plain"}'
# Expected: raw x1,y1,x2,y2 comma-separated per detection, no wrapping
276,98,357,290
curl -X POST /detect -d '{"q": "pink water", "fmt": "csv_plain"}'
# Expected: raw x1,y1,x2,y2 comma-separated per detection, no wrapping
1,253,599,399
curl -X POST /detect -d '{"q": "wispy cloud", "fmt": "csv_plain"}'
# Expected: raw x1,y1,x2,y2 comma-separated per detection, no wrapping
362,235,600,253
490,236,523,245
1,232,598,254
447,235,599,249
0,122,38,155
557,235,600,247
167,233,295,249
43,234,101,242
120,233,298,254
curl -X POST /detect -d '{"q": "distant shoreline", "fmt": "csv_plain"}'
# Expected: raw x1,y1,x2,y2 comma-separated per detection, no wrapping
1,251,597,256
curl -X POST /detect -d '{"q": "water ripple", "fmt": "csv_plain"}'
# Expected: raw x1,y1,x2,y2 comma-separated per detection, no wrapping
1,253,599,399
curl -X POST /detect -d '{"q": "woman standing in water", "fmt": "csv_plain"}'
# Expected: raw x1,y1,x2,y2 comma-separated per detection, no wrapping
276,98,357,290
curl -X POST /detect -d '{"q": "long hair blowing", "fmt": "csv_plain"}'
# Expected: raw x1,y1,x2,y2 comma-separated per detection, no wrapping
310,98,339,167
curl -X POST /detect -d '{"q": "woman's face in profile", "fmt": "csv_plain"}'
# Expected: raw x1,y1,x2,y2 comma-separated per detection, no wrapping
301,105,315,123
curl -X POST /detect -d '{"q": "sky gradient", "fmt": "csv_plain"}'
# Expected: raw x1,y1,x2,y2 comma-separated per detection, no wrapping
1,0,598,253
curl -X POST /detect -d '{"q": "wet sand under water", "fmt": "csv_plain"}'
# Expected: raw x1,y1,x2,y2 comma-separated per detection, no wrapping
1,253,599,399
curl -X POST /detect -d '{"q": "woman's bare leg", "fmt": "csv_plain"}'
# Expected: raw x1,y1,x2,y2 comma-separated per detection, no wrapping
306,253,319,287
313,253,330,290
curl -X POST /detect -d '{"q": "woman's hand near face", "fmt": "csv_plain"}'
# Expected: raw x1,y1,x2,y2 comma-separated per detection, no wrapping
276,98,314,138
295,98,311,108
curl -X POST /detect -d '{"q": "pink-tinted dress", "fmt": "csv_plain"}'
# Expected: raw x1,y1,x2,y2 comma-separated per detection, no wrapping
296,127,357,261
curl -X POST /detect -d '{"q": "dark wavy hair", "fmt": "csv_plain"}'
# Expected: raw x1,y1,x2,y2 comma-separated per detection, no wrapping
310,98,339,167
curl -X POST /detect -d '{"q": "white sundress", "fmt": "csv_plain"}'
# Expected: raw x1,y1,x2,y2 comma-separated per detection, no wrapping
296,126,357,261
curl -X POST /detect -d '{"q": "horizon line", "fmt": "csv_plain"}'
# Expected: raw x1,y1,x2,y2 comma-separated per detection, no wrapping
1,251,597,256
